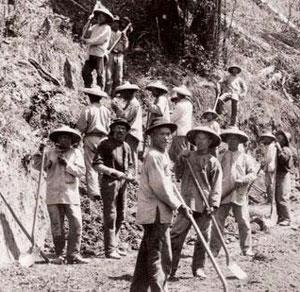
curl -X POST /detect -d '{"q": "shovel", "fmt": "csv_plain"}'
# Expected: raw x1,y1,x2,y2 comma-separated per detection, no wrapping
185,159,247,280
0,191,49,266
173,186,229,292
19,147,47,267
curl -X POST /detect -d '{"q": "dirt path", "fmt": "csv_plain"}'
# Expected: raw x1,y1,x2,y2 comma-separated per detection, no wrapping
1,201,300,292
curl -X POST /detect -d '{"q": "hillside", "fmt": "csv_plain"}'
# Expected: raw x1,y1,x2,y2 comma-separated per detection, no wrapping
0,0,300,290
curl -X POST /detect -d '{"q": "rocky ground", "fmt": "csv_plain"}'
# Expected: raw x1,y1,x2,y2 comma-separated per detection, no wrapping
0,197,299,292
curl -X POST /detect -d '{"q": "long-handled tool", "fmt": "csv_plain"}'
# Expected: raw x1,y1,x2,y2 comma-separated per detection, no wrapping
18,147,47,266
0,191,49,266
185,159,247,280
173,186,229,292
107,21,132,55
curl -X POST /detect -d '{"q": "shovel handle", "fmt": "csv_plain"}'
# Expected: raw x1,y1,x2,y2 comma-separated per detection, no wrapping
185,160,232,265
31,148,46,243
173,186,228,292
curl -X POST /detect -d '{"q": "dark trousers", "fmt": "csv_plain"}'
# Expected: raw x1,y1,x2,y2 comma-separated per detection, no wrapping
275,172,291,222
130,213,172,292
82,55,106,89
102,177,127,255
171,211,211,275
216,95,238,126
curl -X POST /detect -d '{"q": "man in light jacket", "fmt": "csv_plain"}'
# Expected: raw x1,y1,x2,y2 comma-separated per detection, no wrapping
33,126,87,264
169,85,193,162
210,127,256,256
130,118,190,292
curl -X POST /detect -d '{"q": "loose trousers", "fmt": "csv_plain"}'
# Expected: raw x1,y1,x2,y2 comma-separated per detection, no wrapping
84,135,106,198
82,55,106,89
275,172,291,222
171,212,211,275
47,204,82,259
210,202,252,255
216,93,239,126
130,215,172,292
105,53,124,95
125,134,139,175
102,177,127,255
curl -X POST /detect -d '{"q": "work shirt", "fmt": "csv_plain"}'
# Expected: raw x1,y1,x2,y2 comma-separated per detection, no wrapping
109,30,129,54
136,148,181,224
220,75,247,101
171,99,193,136
148,94,170,125
85,24,111,57
76,103,111,136
277,146,293,174
33,147,85,205
221,150,256,206
262,142,277,173
115,97,143,142
92,136,133,179
175,152,222,213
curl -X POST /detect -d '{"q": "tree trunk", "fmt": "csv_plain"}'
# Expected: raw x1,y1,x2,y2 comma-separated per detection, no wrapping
190,0,221,63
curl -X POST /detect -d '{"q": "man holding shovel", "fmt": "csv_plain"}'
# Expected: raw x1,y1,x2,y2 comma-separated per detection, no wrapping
33,126,87,264
171,126,222,279
130,118,190,291
210,127,256,257
81,4,113,89
105,16,130,95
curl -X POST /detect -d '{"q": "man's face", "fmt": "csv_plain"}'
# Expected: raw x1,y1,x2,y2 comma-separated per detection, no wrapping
150,88,163,97
151,127,172,151
96,13,106,25
120,90,135,99
226,134,240,151
111,21,120,31
230,68,240,76
194,132,212,152
112,124,127,142
56,134,73,149
261,137,273,146
276,133,286,146
205,113,214,122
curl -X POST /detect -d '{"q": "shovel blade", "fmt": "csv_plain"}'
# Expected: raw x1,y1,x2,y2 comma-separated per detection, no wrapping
18,247,41,267
19,253,35,267
228,262,247,280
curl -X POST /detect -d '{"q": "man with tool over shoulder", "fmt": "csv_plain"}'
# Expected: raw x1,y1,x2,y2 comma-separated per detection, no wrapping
33,126,87,264
171,126,222,279
130,118,190,292
210,127,256,257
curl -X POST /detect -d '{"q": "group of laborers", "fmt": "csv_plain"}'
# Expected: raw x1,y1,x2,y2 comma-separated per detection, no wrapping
30,3,294,291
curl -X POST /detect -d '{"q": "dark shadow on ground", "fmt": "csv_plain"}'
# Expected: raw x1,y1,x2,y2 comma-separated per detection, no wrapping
0,213,20,260
108,274,132,282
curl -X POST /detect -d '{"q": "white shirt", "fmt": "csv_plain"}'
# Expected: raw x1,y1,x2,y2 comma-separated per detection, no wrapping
171,99,193,136
86,24,111,57
76,103,111,135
